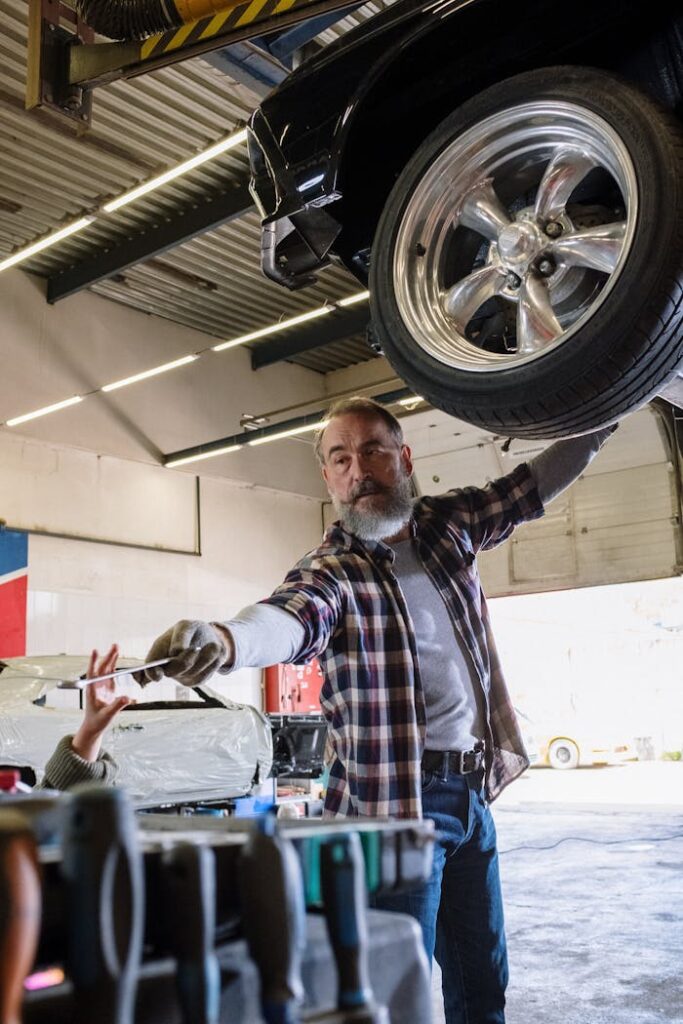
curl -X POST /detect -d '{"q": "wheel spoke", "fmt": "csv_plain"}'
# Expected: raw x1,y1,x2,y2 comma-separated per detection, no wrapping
516,273,562,354
443,265,507,333
456,178,511,240
549,221,627,274
534,147,598,223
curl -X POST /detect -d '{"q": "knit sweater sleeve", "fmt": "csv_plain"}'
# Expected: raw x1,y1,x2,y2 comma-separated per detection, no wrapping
528,425,617,505
39,735,119,790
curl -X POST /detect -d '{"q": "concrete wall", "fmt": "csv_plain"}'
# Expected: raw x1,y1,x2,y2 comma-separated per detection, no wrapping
1,434,323,708
0,270,327,498
0,267,334,707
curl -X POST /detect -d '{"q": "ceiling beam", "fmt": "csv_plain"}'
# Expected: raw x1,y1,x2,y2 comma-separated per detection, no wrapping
164,386,412,467
46,179,254,303
250,304,371,369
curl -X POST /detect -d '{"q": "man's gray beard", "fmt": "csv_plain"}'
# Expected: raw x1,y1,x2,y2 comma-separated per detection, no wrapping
333,474,415,542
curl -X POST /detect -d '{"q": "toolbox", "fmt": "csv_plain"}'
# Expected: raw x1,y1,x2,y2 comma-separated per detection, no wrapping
1,787,434,1024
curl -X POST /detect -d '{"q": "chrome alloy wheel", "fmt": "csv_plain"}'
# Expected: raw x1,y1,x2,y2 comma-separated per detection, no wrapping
393,102,638,371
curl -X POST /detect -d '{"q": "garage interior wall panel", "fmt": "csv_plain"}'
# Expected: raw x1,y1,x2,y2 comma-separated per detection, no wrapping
0,272,327,499
509,497,577,584
1,433,198,552
480,461,678,595
413,444,505,497
5,441,323,709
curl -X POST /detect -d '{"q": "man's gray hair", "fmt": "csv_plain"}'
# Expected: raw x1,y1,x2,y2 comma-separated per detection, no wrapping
314,396,404,464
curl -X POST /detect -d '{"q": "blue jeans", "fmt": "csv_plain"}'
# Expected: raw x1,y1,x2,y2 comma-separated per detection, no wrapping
373,769,507,1024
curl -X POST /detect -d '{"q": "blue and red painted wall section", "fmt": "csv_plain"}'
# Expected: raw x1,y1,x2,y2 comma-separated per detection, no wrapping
0,530,28,658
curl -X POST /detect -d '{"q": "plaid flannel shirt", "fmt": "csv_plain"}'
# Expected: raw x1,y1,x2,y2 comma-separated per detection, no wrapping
264,462,544,819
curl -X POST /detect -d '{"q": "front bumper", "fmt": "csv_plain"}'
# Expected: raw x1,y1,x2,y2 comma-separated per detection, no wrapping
260,208,342,289
248,114,342,288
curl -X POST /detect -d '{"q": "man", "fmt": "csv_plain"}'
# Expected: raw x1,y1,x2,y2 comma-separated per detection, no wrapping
138,397,616,1024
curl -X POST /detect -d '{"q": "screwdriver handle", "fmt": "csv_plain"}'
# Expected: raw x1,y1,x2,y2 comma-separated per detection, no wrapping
320,833,373,1014
61,785,144,1024
241,819,306,1024
0,811,41,1024
161,843,220,1024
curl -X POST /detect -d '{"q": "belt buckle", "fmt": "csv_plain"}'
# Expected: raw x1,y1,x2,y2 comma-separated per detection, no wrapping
459,749,478,774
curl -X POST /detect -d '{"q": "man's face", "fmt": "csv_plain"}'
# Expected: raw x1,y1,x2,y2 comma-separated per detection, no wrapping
320,412,414,540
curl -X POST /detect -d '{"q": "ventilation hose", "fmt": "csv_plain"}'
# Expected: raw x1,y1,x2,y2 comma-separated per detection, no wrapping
75,0,246,40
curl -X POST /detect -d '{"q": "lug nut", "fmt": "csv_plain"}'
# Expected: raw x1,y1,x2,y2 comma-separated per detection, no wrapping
537,258,555,277
414,242,426,257
506,272,521,289
545,221,563,238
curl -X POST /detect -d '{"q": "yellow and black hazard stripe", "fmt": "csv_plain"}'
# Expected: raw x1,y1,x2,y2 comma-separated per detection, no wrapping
140,0,305,61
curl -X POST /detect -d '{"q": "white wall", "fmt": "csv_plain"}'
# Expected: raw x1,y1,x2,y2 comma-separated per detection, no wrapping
9,440,324,708
1,432,199,551
405,406,680,594
0,270,327,498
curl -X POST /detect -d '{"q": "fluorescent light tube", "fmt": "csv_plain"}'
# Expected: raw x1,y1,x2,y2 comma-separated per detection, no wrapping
0,217,94,273
101,355,197,392
0,130,248,271
166,444,242,468
248,420,328,446
6,395,83,427
213,306,333,352
103,129,248,214
337,290,370,307
212,291,370,353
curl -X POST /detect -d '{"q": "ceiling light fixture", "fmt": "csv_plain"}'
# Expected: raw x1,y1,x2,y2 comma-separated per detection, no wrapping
0,217,95,273
164,387,414,468
103,129,249,214
337,290,370,307
5,395,83,427
165,443,242,468
212,290,370,353
240,413,271,431
212,306,333,353
101,354,198,392
0,130,249,275
1,289,370,430
248,419,328,446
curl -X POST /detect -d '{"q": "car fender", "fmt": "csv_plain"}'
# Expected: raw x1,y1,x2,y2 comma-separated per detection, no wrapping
256,0,649,225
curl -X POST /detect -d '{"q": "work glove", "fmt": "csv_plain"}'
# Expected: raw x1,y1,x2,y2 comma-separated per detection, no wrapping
133,620,230,688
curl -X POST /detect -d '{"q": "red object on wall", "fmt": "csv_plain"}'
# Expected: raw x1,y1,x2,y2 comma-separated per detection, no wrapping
0,530,28,658
0,576,28,658
264,660,324,714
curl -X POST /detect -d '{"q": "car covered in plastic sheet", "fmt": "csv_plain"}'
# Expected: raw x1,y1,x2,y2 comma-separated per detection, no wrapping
0,656,272,807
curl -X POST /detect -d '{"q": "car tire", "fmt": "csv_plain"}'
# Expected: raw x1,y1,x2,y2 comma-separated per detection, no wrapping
370,67,683,438
548,738,580,771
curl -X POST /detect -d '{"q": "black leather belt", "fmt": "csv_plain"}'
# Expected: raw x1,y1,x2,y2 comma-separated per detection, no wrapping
421,744,485,777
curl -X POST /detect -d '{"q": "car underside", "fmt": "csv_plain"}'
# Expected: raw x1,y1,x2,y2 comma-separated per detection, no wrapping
249,0,683,438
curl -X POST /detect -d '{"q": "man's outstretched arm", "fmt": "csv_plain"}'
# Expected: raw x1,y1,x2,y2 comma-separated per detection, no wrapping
134,605,305,687
424,423,618,553
135,562,341,688
529,425,617,505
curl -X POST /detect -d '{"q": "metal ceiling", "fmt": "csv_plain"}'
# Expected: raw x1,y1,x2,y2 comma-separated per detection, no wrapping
0,0,394,371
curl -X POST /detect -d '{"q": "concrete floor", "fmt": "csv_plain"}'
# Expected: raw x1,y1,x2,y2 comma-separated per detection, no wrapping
431,763,683,1023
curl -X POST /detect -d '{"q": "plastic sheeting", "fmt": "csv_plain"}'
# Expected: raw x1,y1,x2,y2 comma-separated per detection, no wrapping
0,656,272,806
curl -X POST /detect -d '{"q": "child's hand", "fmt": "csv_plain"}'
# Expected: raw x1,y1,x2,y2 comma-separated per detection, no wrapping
71,645,135,762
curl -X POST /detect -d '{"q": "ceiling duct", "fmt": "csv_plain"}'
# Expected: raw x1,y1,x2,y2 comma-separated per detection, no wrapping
74,0,245,40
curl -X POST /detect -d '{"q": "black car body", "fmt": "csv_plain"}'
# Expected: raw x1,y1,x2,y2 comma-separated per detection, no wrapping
249,0,681,289
249,0,683,441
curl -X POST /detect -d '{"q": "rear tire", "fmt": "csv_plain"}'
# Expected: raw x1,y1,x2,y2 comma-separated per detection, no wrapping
548,738,580,770
370,67,683,438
